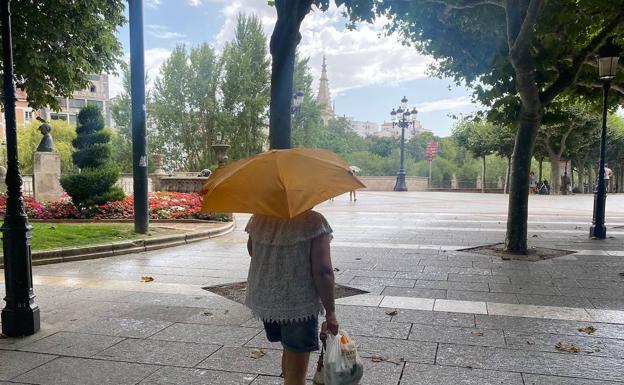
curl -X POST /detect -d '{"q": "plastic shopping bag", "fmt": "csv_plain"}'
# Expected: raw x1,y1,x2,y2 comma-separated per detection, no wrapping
323,329,364,385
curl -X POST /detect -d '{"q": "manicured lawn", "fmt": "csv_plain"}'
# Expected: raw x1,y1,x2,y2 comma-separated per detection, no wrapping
28,223,170,251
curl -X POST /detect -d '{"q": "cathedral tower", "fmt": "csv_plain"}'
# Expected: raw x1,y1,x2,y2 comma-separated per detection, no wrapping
317,55,335,125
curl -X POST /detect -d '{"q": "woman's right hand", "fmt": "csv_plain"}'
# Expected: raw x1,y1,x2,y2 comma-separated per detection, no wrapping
325,312,339,335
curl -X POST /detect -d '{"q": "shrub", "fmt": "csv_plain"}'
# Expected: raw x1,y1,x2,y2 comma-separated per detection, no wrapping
61,105,124,207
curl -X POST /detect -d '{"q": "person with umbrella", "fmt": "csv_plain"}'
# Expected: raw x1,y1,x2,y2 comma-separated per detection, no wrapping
201,148,365,384
349,166,361,202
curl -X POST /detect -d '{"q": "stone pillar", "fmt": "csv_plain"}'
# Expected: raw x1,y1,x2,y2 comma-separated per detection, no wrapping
476,175,482,190
497,176,504,189
451,173,459,189
150,153,167,192
33,152,63,202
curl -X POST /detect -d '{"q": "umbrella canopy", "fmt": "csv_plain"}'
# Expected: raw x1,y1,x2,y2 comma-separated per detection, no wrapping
201,148,366,219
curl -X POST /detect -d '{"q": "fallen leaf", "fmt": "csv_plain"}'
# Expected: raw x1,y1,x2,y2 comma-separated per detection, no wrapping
203,311,213,317
386,357,405,365
250,349,266,359
385,309,399,316
355,258,362,260
333,268,340,272
470,331,484,337
371,355,385,363
532,234,539,238
619,272,624,277
140,276,154,283
555,342,579,353
578,326,596,335
527,341,535,345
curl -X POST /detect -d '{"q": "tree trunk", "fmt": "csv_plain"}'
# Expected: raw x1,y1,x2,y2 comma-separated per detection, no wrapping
482,156,486,193
504,156,511,194
570,162,575,191
505,110,541,253
577,164,585,194
538,158,543,183
268,0,312,149
549,154,561,195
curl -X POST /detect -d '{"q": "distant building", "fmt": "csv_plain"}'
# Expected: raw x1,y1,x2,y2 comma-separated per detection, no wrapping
316,55,335,125
40,74,111,127
377,120,429,140
0,89,35,142
347,118,380,137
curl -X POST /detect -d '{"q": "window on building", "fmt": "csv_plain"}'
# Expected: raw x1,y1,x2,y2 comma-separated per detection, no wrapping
69,99,85,108
87,100,104,110
50,113,68,121
90,84,97,93
24,111,33,123
56,97,67,109
88,74,100,81
68,114,77,124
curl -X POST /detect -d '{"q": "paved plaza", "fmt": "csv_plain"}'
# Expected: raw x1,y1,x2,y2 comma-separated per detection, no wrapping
2,192,624,384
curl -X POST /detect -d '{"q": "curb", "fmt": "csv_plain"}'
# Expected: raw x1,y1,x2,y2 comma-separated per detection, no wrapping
0,220,236,268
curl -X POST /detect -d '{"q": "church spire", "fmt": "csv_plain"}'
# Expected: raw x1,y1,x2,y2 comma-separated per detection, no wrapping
317,55,335,125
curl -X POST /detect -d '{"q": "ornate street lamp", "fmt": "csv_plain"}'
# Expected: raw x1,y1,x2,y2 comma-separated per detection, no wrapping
292,89,304,120
590,37,620,239
390,97,418,191
1,0,40,336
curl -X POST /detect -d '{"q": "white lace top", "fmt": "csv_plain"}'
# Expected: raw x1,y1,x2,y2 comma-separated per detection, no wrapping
245,210,333,323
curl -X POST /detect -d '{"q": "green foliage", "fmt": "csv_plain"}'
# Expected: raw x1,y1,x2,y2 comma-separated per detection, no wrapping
292,55,323,147
61,106,124,206
17,121,77,174
7,1,125,109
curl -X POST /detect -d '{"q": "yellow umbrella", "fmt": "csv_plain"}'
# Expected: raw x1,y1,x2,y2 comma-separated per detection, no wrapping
201,148,366,219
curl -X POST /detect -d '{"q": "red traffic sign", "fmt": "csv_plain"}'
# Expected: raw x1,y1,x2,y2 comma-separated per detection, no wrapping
426,141,438,161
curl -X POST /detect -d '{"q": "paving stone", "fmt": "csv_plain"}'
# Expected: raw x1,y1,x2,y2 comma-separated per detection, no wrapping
516,294,594,308
335,304,393,323
183,307,254,326
117,304,206,323
251,375,313,384
95,338,221,367
336,294,383,307
562,287,624,300
139,366,256,384
355,335,437,363
446,290,519,304
349,276,416,288
578,279,624,290
408,324,505,347
341,318,411,339
122,292,232,308
359,358,404,385
19,332,124,358
436,344,624,381
0,350,56,381
505,331,624,358
343,269,398,278
489,284,560,295
486,303,591,321
522,374,623,385
394,272,449,281
589,298,624,311
67,317,172,338
243,332,284,350
381,287,447,299
414,280,489,292
476,314,624,339
391,309,475,327
435,299,487,314
422,266,492,275
400,363,524,385
196,347,282,376
149,323,260,346
447,274,510,284
418,260,474,268
380,296,434,310
13,356,159,385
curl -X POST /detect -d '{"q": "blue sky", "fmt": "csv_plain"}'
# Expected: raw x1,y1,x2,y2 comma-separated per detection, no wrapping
113,0,480,137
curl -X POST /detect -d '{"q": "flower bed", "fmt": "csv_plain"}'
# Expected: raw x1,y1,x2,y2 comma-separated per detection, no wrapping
0,192,216,220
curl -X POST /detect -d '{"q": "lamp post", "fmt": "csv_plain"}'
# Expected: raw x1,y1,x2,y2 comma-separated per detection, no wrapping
1,0,40,336
390,96,418,192
590,37,620,239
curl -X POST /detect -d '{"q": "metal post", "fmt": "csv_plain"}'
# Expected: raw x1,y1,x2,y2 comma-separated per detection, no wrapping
428,160,433,189
1,0,40,337
129,0,149,234
590,81,610,239
394,120,408,191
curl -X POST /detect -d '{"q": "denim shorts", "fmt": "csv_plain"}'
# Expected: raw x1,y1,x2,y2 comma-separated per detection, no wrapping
263,317,319,353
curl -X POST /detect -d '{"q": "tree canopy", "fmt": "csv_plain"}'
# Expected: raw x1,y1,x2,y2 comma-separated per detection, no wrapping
3,1,125,109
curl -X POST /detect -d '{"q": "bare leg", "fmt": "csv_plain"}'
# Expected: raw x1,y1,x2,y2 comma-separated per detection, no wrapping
282,348,310,385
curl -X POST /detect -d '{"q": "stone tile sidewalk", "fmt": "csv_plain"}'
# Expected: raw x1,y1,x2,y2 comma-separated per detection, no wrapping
2,192,624,384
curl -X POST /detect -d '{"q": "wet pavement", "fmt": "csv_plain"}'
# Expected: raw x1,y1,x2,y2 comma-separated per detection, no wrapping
2,192,624,384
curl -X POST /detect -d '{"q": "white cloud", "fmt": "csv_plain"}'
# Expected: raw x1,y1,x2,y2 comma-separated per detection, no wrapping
109,48,172,98
145,0,161,9
415,96,476,113
146,24,187,40
213,0,434,95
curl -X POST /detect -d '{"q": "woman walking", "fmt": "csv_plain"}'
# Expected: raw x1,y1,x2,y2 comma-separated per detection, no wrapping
245,210,339,385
